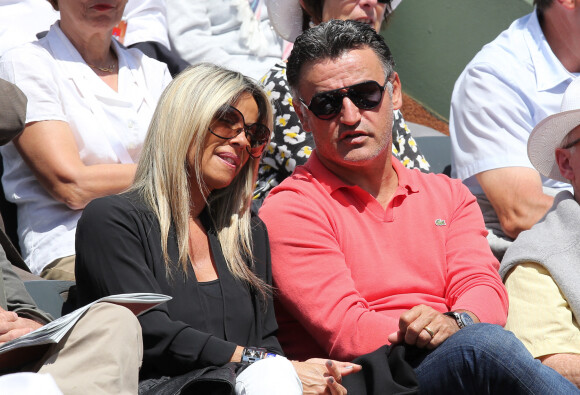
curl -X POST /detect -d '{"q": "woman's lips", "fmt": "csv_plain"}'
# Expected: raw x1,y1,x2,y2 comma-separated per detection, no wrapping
217,152,240,168
92,4,114,11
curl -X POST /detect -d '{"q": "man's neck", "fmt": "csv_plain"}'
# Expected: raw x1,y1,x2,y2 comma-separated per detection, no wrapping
317,153,399,209
541,6,580,73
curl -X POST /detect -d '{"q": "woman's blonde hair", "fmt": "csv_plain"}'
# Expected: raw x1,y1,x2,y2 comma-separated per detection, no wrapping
131,63,272,295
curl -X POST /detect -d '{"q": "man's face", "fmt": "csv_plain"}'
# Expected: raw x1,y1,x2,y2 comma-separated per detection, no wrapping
556,125,580,194
293,47,402,172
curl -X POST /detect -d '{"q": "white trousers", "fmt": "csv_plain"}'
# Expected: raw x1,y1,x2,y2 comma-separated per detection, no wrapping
0,372,62,394
235,356,303,395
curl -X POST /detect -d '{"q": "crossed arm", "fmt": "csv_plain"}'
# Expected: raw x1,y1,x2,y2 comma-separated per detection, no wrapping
14,120,136,210
476,167,554,239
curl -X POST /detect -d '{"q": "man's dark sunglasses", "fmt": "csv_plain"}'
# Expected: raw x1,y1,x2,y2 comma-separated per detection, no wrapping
209,105,270,158
299,80,388,120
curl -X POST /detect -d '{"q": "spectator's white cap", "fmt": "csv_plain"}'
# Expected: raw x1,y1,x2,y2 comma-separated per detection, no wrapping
528,78,580,183
266,0,402,43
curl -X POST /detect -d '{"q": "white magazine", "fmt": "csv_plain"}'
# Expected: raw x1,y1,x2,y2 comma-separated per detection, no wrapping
0,293,171,356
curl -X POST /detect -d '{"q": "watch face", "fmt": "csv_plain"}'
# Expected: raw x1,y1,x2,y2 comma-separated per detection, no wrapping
459,312,475,327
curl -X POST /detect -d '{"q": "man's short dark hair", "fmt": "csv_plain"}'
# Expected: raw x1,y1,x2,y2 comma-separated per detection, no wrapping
287,20,395,92
534,0,553,12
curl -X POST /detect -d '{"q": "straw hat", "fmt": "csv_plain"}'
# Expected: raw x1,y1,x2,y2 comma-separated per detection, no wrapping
265,0,402,43
528,78,580,183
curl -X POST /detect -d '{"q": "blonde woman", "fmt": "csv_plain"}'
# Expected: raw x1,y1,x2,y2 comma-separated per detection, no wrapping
74,64,358,394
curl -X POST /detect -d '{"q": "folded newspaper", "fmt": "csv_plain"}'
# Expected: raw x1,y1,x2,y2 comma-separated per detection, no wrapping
0,293,171,357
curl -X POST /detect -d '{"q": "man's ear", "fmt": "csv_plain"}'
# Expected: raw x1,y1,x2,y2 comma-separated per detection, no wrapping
555,147,574,181
556,0,575,10
292,94,313,133
390,72,403,111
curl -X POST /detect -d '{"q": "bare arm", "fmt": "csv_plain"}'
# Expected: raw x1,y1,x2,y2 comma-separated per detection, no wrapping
229,345,243,362
476,167,554,239
540,354,580,388
14,120,137,210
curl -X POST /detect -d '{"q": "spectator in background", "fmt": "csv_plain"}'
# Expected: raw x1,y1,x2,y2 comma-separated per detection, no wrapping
449,0,580,259
0,0,171,279
166,0,285,81
501,78,580,389
121,0,189,77
0,75,142,394
254,0,429,204
0,250,142,394
0,0,187,76
0,0,58,56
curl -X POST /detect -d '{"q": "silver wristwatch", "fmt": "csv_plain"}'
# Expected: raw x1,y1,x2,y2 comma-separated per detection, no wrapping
444,311,475,329
241,347,278,364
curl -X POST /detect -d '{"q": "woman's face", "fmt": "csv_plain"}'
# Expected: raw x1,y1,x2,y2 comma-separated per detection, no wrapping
321,0,386,31
58,0,127,33
195,94,259,194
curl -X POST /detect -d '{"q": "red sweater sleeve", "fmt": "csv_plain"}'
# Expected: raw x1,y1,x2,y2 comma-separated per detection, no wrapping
443,183,509,325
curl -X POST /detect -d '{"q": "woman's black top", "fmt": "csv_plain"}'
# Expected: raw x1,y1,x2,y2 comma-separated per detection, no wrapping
198,279,226,339
75,191,282,379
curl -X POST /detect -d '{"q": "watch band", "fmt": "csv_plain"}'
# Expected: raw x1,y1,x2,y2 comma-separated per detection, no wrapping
444,311,475,329
241,347,278,364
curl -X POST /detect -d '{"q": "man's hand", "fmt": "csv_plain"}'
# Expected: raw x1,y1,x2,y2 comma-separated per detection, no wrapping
292,359,361,394
387,305,464,349
0,306,43,345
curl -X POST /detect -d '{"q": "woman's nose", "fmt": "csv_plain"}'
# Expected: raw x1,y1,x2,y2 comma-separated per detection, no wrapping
229,129,252,150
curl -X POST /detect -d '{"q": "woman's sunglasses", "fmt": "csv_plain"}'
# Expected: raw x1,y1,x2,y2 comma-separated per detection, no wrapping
209,105,270,158
299,80,388,120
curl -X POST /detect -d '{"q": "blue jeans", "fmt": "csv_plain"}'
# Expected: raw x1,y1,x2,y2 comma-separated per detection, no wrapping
405,324,579,394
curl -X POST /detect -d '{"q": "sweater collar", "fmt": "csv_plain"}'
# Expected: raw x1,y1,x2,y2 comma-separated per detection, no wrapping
305,150,419,198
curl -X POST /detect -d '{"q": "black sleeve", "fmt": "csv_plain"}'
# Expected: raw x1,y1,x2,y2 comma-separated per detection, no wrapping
251,217,283,355
75,196,237,376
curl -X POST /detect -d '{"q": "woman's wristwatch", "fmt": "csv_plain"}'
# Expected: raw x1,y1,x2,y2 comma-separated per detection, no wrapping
241,347,278,364
443,311,475,329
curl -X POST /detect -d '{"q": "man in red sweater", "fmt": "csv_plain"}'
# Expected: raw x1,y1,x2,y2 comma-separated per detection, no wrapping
259,19,578,393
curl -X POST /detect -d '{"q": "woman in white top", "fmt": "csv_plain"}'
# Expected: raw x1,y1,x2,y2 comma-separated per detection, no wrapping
0,0,171,279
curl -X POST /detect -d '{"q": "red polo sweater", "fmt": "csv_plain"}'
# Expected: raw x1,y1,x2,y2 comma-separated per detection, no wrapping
259,152,508,361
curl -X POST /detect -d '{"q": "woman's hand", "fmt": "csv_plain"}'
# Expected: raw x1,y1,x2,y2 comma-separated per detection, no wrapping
292,359,361,394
